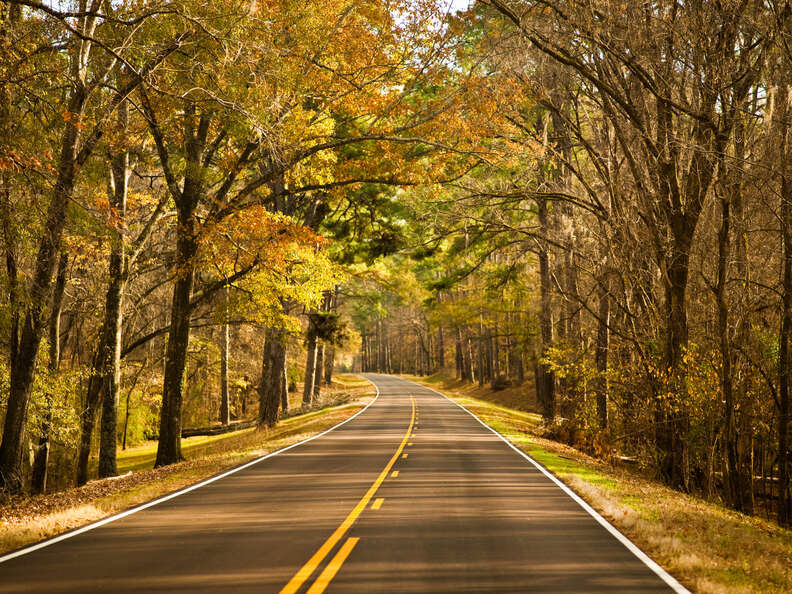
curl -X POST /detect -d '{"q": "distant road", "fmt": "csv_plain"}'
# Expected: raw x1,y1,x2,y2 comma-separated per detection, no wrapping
0,374,684,593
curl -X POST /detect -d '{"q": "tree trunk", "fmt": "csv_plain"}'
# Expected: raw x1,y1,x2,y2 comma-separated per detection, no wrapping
492,322,500,379
324,343,335,385
303,324,318,406
31,252,68,494
658,240,692,491
0,85,86,492
219,320,230,425
0,3,21,375
465,332,475,383
511,312,525,384
717,193,743,511
594,280,610,430
97,243,123,479
314,342,324,398
76,344,105,486
99,106,130,479
155,200,198,467
780,123,792,525
281,340,289,414
437,325,445,370
562,249,582,418
537,196,555,421
732,110,754,514
455,326,464,379
377,318,386,372
259,328,287,427
477,319,485,387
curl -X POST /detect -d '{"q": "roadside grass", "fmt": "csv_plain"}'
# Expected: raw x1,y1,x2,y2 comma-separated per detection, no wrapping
406,374,792,594
113,376,366,474
327,374,370,387
0,375,375,556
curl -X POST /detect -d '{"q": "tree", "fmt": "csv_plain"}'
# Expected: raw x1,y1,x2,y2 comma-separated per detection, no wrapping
0,0,188,492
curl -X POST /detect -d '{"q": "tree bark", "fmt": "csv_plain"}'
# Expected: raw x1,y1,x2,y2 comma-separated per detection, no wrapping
219,320,230,425
30,251,68,494
537,196,555,421
477,319,485,387
0,82,87,492
99,102,130,479
594,280,610,430
779,81,792,524
0,3,21,374
716,187,745,511
313,342,324,398
377,318,386,372
259,328,286,427
155,197,198,467
281,345,289,414
731,109,754,514
455,326,464,379
76,341,105,485
437,325,445,370
657,242,692,491
781,177,792,525
465,331,475,383
324,344,335,386
303,323,318,406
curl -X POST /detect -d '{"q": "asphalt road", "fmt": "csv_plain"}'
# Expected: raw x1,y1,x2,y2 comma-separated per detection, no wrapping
0,374,683,593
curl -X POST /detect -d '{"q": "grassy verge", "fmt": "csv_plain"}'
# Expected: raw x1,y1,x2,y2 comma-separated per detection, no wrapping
406,373,792,594
0,375,375,556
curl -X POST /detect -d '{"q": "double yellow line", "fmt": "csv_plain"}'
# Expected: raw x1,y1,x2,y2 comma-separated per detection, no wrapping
280,396,416,594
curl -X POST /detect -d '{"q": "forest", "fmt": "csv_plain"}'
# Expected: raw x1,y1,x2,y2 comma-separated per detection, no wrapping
0,0,791,539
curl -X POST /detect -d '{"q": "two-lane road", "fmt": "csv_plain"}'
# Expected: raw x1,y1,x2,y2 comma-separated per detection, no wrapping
0,375,685,593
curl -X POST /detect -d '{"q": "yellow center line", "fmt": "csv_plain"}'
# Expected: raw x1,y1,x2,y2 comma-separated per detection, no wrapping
408,442,413,446
402,453,408,459
305,537,360,594
279,396,416,594
391,470,399,478
371,498,384,510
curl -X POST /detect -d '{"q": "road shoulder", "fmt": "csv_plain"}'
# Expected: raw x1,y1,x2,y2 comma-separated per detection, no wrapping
405,374,792,594
0,380,376,558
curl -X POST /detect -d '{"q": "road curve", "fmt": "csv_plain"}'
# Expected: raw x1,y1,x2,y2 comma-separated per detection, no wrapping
0,374,683,593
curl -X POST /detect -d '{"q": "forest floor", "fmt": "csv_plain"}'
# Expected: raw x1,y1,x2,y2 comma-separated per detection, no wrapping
404,372,792,594
0,374,375,556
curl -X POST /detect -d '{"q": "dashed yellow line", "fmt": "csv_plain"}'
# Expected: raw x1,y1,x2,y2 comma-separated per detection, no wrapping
402,453,408,459
371,498,384,510
279,396,416,594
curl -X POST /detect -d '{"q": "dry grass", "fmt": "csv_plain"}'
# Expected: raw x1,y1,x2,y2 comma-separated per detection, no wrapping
113,376,371,474
408,374,792,594
0,375,375,556
408,371,538,412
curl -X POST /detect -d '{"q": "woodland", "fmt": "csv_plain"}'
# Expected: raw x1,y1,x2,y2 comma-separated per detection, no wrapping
1,0,792,537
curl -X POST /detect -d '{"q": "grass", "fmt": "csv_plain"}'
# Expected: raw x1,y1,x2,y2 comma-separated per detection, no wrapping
0,374,375,556
406,373,792,594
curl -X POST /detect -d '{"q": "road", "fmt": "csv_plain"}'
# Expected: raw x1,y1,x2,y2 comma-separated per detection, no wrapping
0,374,683,593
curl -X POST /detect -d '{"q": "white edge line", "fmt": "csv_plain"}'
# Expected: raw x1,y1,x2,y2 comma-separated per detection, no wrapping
0,379,380,565
411,379,689,594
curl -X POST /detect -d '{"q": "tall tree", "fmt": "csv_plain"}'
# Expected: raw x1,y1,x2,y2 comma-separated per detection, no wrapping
0,1,186,491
